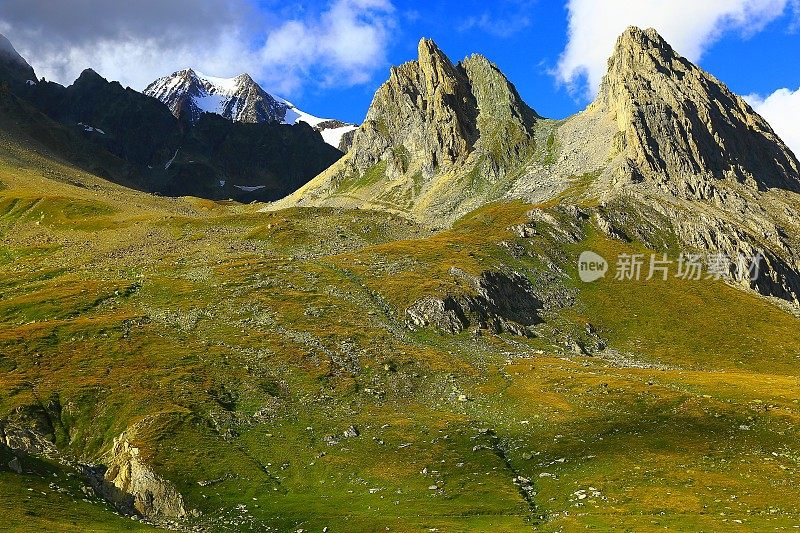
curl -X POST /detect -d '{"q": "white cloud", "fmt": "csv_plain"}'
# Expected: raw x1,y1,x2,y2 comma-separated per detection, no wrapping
259,0,395,93
558,0,790,97
745,88,800,156
0,0,395,95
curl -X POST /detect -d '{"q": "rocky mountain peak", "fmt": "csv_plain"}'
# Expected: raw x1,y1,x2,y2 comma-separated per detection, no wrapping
75,68,104,82
280,38,539,219
144,68,287,125
349,37,478,179
595,26,800,195
416,38,465,98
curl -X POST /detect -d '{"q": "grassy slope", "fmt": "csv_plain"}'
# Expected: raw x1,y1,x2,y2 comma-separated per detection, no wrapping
0,127,799,531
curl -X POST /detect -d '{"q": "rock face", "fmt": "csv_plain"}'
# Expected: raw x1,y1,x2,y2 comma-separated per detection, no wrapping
573,27,800,303
274,38,540,220
1,405,188,523
594,27,800,195
88,431,187,520
406,270,542,336
350,38,480,179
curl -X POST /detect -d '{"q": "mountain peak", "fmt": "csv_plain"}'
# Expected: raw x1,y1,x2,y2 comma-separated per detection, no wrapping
143,69,356,149
77,68,102,79
617,26,669,48
278,39,539,220
234,72,255,84
417,38,447,62
594,26,800,194
416,38,463,94
602,26,683,90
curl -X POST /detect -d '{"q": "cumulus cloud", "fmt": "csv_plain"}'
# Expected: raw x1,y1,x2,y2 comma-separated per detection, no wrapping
0,0,395,95
746,88,800,156
557,0,791,97
260,0,395,93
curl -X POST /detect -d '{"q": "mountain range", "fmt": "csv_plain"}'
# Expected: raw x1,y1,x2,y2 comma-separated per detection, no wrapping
0,38,350,203
2,25,800,532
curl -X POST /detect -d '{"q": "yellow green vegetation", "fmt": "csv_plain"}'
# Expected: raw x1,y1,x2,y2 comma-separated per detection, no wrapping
0,130,799,532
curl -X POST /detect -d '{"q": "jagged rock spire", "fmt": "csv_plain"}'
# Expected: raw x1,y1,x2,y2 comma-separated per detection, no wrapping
277,37,541,220
347,37,537,182
595,26,800,195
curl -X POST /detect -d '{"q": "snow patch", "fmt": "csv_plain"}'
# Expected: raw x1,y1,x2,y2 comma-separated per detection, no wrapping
78,122,106,135
278,97,357,149
195,71,240,94
234,185,267,192
322,125,358,148
165,149,179,170
194,93,226,114
279,99,327,127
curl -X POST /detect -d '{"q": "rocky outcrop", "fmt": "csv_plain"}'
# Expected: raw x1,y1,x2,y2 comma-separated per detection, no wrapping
1,404,189,523
86,431,187,520
338,128,357,152
407,295,469,334
0,405,60,458
406,270,542,335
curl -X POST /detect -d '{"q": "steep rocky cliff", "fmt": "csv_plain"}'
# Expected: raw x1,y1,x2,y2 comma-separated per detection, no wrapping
571,27,800,303
90,431,187,520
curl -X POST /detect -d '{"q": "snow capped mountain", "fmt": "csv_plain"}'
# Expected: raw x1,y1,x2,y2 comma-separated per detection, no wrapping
144,69,357,150
144,69,286,125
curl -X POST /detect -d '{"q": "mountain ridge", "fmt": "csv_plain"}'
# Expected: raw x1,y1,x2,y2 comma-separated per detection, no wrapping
6,62,343,203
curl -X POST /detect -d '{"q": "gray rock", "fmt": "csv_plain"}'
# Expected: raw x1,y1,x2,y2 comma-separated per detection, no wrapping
8,456,22,474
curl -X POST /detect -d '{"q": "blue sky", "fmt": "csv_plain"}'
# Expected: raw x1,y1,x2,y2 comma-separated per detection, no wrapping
2,0,799,150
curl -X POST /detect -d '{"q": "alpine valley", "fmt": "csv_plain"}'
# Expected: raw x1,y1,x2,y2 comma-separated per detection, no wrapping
1,25,800,533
